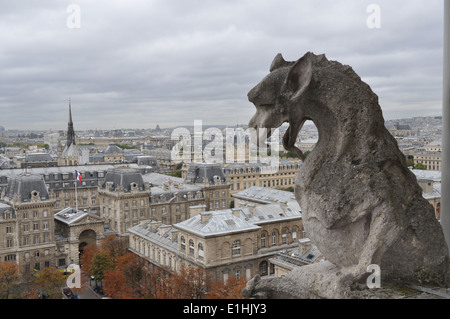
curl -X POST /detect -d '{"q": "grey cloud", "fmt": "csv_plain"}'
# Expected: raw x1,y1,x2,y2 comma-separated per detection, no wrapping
0,0,445,130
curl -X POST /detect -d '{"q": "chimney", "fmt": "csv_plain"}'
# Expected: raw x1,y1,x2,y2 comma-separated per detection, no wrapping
149,221,162,232
201,212,212,224
247,203,256,215
171,229,179,242
298,238,312,256
189,204,206,218
279,200,287,211
159,225,172,237
232,208,241,218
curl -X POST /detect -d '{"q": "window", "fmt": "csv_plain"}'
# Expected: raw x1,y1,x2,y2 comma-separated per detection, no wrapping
5,254,16,261
33,223,39,231
6,226,12,233
43,221,49,230
272,231,277,246
261,233,266,248
6,238,13,248
189,240,194,256
232,240,241,256
198,243,204,260
292,227,297,240
181,237,186,252
282,229,287,244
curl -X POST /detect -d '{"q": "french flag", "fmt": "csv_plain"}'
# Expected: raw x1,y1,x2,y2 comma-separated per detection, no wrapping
75,170,82,182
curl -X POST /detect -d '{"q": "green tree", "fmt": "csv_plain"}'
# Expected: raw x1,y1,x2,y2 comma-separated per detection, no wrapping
414,162,427,170
89,253,115,282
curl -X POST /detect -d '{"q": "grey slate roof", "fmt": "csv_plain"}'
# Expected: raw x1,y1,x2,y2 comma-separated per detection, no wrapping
184,163,226,185
101,167,145,192
104,142,123,154
24,153,55,163
232,186,296,204
175,209,261,237
175,201,301,237
0,201,16,219
4,173,49,202
128,222,178,252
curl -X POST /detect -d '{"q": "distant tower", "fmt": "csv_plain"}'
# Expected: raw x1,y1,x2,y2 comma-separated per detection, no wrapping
66,100,76,148
59,100,80,166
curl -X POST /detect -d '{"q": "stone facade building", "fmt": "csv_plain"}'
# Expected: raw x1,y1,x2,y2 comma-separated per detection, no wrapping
0,174,57,275
128,198,303,282
222,160,300,195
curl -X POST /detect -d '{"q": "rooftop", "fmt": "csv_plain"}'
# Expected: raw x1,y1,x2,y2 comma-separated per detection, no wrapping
233,186,295,204
54,207,89,225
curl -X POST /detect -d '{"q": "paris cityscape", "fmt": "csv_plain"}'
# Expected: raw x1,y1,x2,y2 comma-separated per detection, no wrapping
0,0,448,313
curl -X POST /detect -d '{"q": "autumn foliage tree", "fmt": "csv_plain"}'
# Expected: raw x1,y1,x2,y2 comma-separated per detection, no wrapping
208,276,249,299
81,235,249,299
33,267,66,299
0,261,19,299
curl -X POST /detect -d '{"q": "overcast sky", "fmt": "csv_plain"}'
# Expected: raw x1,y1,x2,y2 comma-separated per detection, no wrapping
0,0,445,131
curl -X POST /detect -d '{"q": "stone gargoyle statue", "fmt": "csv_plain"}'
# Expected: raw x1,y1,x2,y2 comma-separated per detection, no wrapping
243,52,450,298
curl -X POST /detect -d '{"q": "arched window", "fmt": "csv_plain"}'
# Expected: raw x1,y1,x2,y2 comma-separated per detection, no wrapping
282,228,287,244
232,240,241,256
261,233,266,248
198,243,204,260
272,231,277,246
292,227,298,240
180,236,186,252
189,240,195,256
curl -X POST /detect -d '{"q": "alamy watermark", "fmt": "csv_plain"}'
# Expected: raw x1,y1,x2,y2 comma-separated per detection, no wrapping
66,264,81,289
171,120,280,174
366,4,381,29
66,4,81,29
366,264,381,289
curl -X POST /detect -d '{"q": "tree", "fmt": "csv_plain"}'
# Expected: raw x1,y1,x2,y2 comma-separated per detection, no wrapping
103,269,138,299
100,235,127,264
139,266,172,299
103,253,146,298
80,243,99,274
0,261,19,299
208,276,248,299
89,253,115,282
165,265,211,299
414,162,427,170
34,267,66,299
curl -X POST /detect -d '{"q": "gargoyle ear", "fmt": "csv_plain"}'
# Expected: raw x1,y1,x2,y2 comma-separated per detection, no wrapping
286,54,313,101
270,53,288,72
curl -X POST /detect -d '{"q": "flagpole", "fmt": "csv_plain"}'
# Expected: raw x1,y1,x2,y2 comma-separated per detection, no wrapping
75,170,79,213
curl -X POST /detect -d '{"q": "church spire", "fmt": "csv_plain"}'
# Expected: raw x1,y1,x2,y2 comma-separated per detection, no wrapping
66,100,76,147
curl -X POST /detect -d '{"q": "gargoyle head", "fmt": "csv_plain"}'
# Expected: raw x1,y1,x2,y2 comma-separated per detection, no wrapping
247,52,314,160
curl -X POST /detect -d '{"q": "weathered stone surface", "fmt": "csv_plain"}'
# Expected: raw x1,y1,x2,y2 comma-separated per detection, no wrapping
246,52,450,298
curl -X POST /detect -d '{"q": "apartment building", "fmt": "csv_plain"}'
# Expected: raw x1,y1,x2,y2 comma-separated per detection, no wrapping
223,160,300,194
128,194,303,282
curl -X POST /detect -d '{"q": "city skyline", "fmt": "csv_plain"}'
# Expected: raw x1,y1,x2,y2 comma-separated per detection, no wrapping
0,1,445,130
